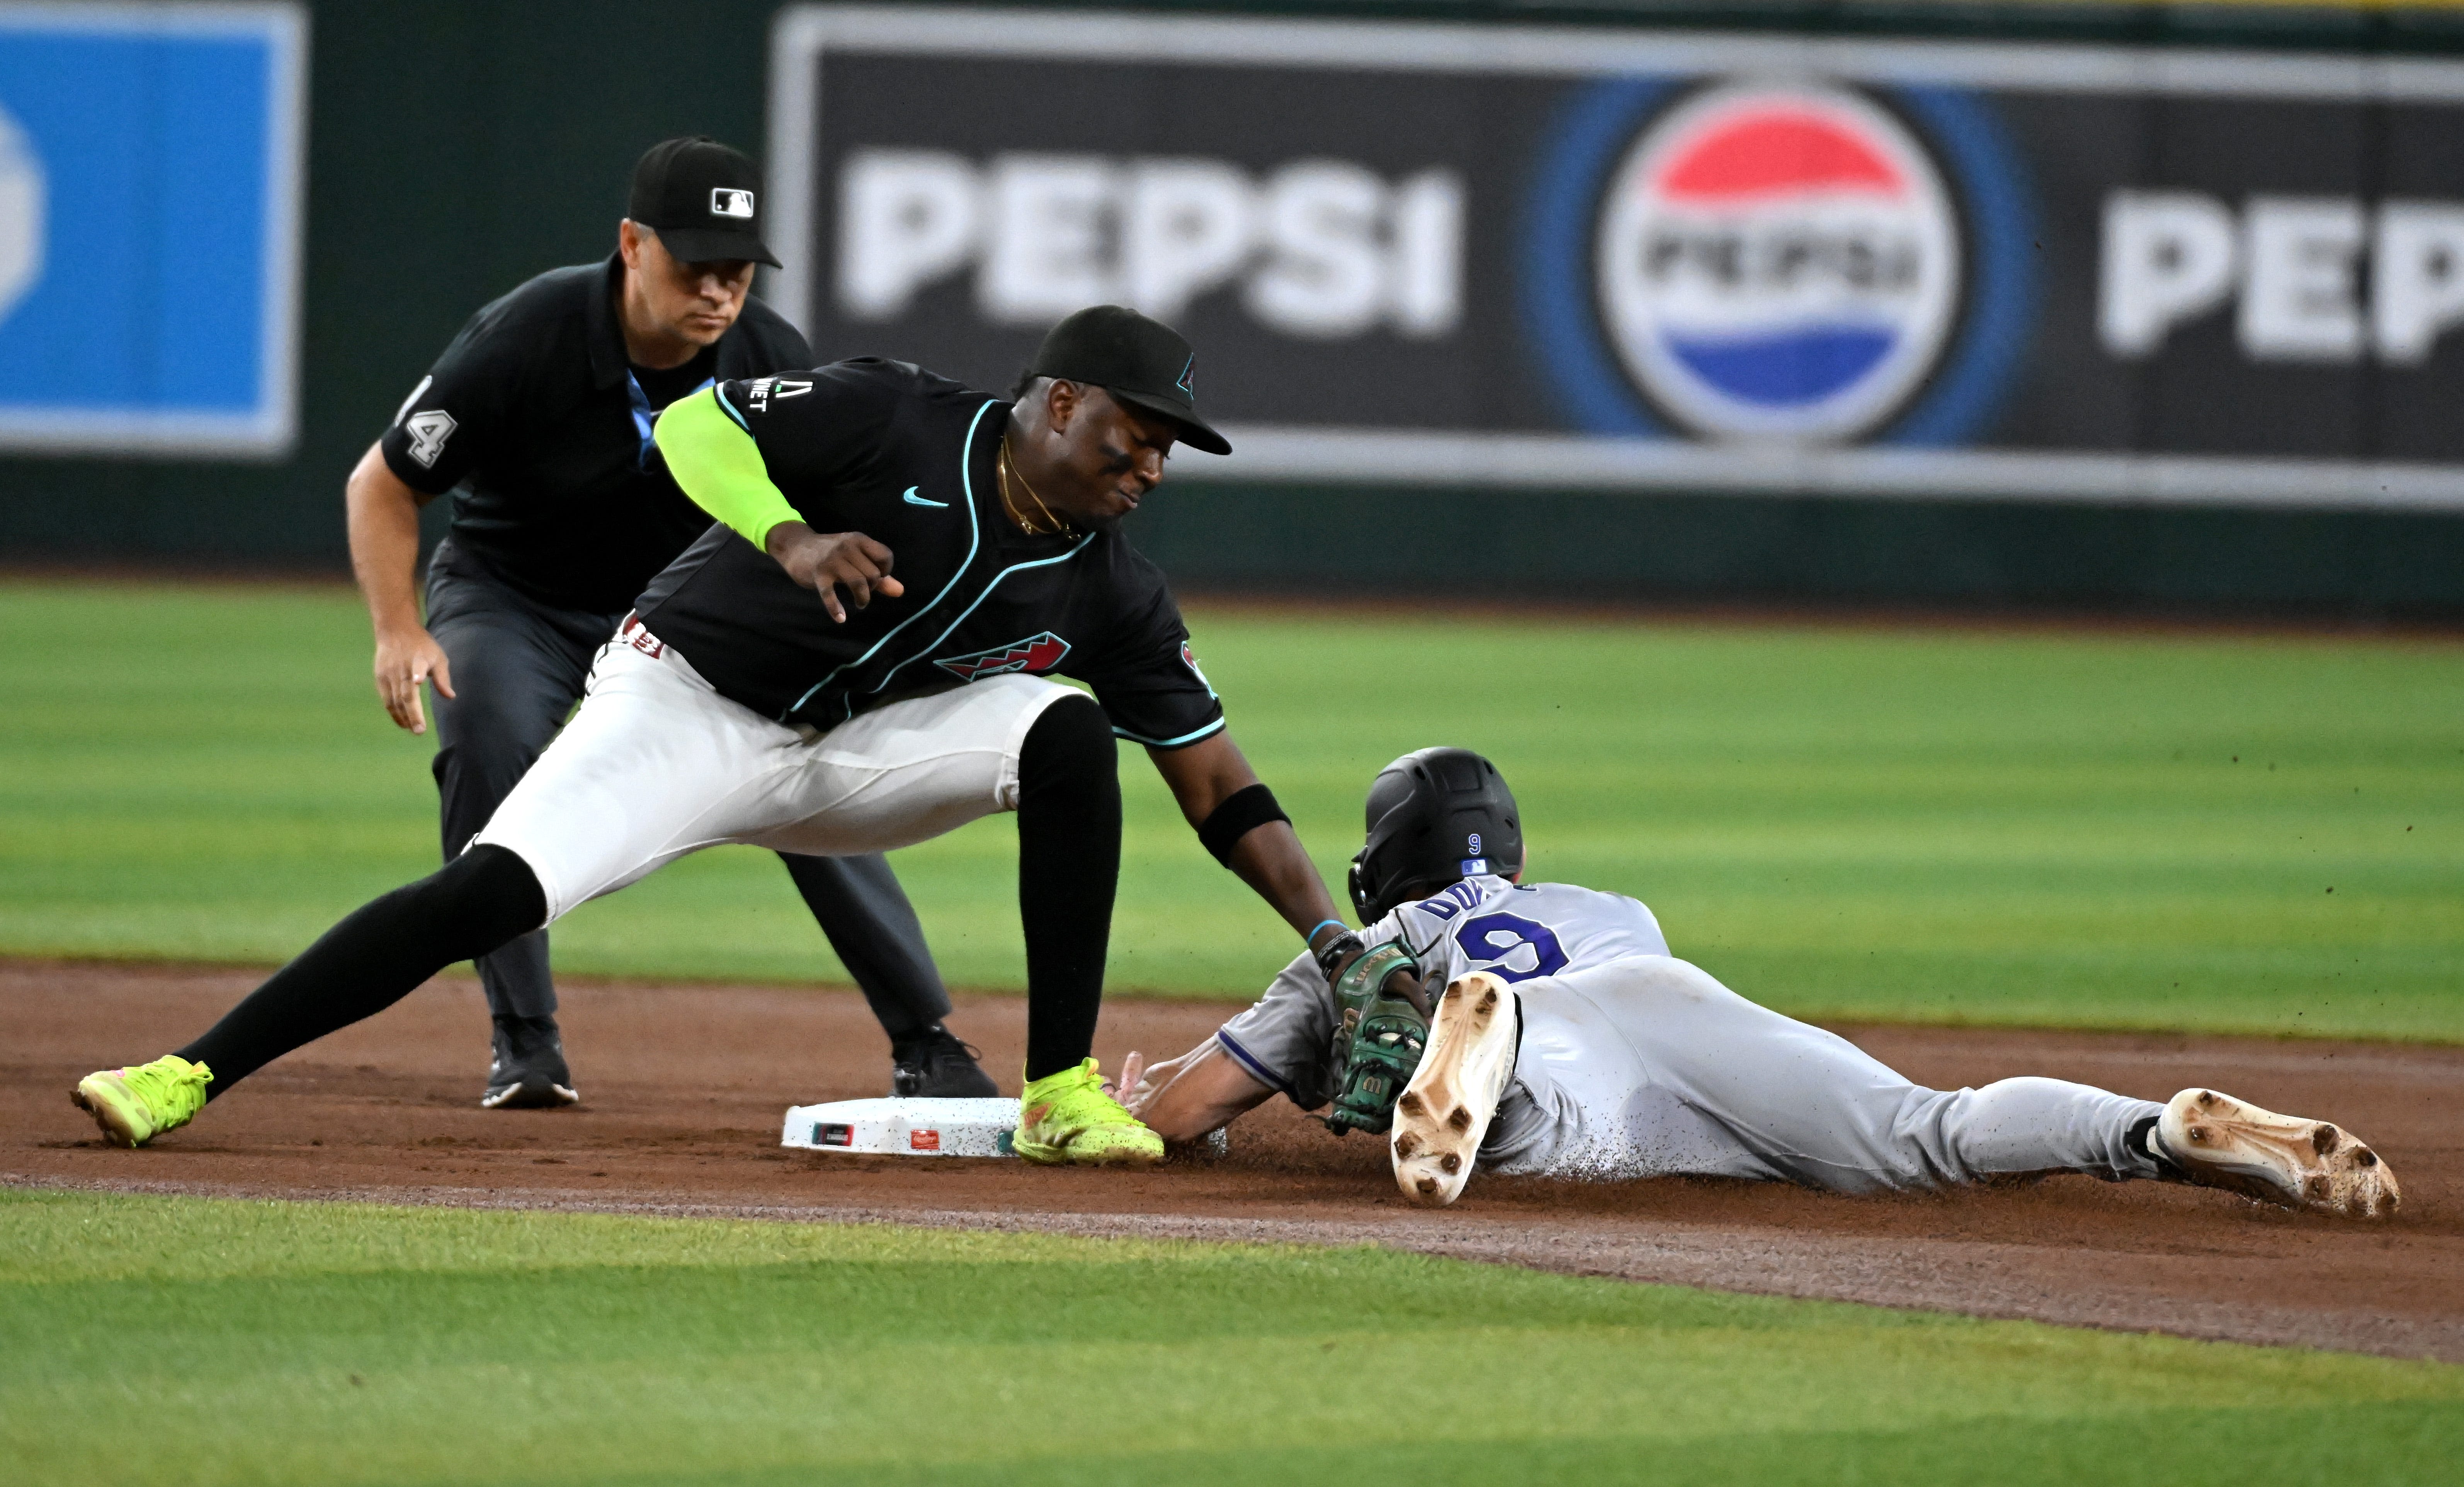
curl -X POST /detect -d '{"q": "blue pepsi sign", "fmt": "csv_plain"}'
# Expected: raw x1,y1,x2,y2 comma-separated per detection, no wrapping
0,4,306,456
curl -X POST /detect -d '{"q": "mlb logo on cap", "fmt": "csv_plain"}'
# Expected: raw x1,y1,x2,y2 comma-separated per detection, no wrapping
629,136,781,267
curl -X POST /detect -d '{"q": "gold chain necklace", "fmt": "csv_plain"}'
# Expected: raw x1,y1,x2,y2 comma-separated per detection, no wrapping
997,437,1074,537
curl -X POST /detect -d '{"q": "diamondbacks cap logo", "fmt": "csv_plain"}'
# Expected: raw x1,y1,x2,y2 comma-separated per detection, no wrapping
1597,82,1961,442
1175,353,1195,397
403,408,456,467
936,631,1071,681
711,187,755,219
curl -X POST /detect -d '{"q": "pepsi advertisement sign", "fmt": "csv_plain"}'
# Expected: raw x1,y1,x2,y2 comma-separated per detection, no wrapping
772,8,2464,511
0,4,306,457
1581,82,1969,442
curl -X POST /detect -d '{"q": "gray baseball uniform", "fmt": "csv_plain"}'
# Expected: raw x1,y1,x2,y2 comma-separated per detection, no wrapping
1215,874,2165,1193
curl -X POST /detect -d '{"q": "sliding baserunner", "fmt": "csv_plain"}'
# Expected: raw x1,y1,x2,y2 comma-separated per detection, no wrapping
1122,748,2402,1218
73,306,1359,1167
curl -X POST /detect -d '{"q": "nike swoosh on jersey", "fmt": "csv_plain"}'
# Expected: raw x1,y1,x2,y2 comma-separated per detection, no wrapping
902,486,948,508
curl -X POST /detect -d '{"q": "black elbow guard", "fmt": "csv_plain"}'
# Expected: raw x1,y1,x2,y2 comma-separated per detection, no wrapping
1197,783,1290,867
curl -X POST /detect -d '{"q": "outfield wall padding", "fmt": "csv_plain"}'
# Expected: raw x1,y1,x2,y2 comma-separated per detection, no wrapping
3,0,2462,617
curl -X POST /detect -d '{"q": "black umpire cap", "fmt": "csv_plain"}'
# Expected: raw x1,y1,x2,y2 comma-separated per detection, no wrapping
1030,306,1232,455
628,136,781,268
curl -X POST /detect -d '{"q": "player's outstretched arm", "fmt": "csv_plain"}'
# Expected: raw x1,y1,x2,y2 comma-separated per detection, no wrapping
344,441,453,734
1147,731,1349,951
1118,1038,1275,1143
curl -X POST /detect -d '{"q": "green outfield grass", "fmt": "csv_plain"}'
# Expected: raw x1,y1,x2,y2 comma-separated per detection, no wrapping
0,579,2457,1038
3,1189,2457,1486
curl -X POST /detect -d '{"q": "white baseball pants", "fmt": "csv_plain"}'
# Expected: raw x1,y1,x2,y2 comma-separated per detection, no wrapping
474,622,1078,924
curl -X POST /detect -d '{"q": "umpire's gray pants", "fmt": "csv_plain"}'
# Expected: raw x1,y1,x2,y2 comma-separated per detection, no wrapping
1485,955,2166,1193
422,539,951,1035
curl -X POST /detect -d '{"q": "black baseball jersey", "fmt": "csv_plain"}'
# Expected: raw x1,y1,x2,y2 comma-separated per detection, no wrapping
381,253,813,613
635,358,1226,747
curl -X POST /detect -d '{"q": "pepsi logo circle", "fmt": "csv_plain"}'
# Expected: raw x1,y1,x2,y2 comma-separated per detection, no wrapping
1595,82,1962,442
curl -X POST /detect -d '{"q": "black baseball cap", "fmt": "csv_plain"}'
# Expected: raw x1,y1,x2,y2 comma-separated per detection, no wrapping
627,136,780,268
1029,305,1231,455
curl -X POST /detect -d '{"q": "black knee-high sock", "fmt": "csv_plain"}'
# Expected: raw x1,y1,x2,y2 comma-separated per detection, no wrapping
1016,696,1120,1083
177,846,546,1097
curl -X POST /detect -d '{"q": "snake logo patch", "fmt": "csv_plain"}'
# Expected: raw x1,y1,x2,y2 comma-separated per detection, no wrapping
935,631,1070,681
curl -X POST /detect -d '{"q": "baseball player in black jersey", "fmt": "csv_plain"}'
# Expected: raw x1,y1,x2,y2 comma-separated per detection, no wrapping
76,306,1364,1167
340,136,991,1109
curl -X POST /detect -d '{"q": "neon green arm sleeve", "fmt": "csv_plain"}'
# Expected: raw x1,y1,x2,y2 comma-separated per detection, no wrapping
652,384,804,551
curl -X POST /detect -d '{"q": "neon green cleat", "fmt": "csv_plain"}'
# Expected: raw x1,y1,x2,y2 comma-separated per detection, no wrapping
1014,1059,1165,1168
72,1055,213,1148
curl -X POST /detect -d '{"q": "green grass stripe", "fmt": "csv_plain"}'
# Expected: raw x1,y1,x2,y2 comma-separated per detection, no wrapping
2,1191,2456,1486
3,580,2459,1038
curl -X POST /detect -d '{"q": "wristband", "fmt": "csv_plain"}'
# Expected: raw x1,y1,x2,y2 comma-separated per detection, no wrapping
1304,918,1345,947
1196,782,1290,867
1311,926,1365,982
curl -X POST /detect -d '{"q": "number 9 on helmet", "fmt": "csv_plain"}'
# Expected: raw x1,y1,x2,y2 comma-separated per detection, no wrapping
1347,747,1524,922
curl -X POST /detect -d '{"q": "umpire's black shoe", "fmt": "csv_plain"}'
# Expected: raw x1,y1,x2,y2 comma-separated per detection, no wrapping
890,1024,998,1098
482,1015,580,1109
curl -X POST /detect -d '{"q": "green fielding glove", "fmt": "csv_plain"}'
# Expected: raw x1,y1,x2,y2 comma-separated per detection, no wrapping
1323,940,1428,1136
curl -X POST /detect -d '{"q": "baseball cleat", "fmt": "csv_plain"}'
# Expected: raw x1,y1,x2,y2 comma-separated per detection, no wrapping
481,1015,580,1110
72,1054,213,1148
1013,1058,1165,1167
891,1023,998,1098
1391,973,1519,1207
2155,1088,2400,1220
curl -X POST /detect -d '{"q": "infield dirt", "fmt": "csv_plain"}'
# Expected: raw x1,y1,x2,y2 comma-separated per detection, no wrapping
7,960,2458,1362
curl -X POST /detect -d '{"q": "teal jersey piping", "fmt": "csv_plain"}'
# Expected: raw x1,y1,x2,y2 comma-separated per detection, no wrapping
1111,716,1228,749
781,398,994,721
863,531,1097,697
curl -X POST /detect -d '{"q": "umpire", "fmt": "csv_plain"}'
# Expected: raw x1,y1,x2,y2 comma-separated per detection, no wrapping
343,136,993,1108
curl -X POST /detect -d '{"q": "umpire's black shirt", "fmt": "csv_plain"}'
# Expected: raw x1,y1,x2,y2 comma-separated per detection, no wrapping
380,253,813,613
636,359,1226,749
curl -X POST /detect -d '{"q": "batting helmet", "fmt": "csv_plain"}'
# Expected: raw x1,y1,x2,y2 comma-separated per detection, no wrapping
1347,747,1524,922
